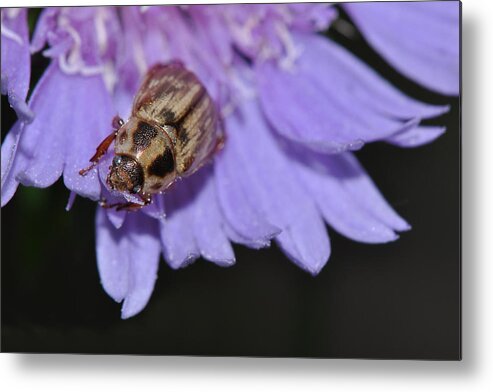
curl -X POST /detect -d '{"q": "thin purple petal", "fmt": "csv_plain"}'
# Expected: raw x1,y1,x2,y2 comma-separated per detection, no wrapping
291,149,410,243
214,133,281,246
296,33,450,119
96,207,161,319
256,61,364,154
222,220,274,250
224,99,330,274
142,193,166,220
14,64,64,188
65,191,77,211
257,31,450,154
30,8,59,53
329,153,410,232
96,207,130,303
159,180,200,269
189,169,235,267
345,2,459,95
63,73,115,200
386,126,446,148
1,9,34,122
103,193,127,229
157,169,235,268
1,121,21,187
17,63,113,200
1,122,22,207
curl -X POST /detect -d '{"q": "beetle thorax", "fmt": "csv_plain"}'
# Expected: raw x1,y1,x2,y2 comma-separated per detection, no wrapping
111,117,177,195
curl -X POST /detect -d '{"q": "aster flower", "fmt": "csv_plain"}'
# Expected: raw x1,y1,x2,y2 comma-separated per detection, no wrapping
1,3,460,319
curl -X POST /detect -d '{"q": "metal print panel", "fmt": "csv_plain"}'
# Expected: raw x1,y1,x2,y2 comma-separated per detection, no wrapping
1,1,461,359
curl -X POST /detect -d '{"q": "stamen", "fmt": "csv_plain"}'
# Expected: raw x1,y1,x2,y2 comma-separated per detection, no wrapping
278,4,294,25
6,9,21,19
230,67,256,100
80,64,105,76
58,54,78,74
220,100,235,118
56,14,104,77
94,8,108,55
101,62,117,93
1,23,23,46
221,66,257,118
132,35,148,77
223,7,301,68
225,11,259,50
275,22,303,71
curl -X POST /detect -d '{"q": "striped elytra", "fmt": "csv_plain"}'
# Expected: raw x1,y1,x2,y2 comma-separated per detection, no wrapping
104,61,224,209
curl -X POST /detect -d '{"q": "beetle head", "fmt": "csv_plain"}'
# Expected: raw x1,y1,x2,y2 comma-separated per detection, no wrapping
107,154,144,195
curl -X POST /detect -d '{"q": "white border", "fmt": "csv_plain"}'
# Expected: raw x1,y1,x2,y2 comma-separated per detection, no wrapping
2,0,493,391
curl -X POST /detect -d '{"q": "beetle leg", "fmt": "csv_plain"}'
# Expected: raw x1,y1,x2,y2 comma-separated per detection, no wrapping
98,193,152,212
99,199,142,212
79,131,117,176
79,116,123,176
99,200,143,212
115,202,145,212
139,192,152,206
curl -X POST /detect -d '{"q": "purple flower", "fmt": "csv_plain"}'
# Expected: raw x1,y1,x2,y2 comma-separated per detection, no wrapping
1,3,459,319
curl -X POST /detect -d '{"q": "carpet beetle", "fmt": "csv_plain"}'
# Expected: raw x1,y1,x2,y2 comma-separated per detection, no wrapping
80,61,224,211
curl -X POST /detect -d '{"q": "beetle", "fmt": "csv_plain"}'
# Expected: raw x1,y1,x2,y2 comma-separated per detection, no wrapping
80,61,224,211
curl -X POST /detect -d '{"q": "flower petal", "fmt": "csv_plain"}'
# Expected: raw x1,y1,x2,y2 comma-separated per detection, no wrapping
154,167,235,268
142,193,166,220
291,149,409,243
100,186,128,229
295,33,450,119
30,8,59,53
344,2,459,95
256,30,450,154
189,169,235,267
188,6,234,67
95,207,129,303
330,153,410,232
294,37,425,142
1,8,33,122
386,126,446,148
222,220,273,250
1,122,23,207
256,61,364,154
137,7,177,69
16,63,113,200
63,73,115,200
12,64,58,186
288,3,337,32
223,99,330,274
214,130,281,247
96,207,161,319
159,180,200,269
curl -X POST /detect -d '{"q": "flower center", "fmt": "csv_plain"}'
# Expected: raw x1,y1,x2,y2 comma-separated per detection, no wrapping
57,12,105,76
224,5,302,69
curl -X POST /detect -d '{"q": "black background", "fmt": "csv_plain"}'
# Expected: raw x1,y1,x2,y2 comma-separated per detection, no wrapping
1,7,460,359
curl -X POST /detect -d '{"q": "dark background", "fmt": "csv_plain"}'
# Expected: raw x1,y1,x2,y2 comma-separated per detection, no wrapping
1,7,460,359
